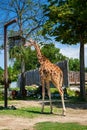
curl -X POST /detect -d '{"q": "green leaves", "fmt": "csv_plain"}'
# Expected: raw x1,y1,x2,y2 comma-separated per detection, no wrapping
69,58,80,71
41,43,66,63
43,0,87,45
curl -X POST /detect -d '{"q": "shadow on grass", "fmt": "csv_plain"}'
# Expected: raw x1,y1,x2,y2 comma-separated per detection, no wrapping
23,109,53,115
25,109,64,117
39,99,87,110
22,108,63,116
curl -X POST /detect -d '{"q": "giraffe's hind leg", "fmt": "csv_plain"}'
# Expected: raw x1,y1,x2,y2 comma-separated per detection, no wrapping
52,79,66,116
46,81,53,113
59,88,66,116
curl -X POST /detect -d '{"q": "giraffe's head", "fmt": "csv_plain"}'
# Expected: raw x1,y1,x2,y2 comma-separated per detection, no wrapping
24,39,42,61
24,39,36,47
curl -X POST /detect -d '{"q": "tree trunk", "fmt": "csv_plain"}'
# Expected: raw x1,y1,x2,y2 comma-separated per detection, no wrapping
80,35,85,99
19,18,26,98
20,58,26,98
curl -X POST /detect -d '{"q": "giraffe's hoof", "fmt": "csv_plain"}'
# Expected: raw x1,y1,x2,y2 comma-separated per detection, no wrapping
50,111,53,114
63,113,66,116
62,111,66,116
41,110,44,114
62,109,66,116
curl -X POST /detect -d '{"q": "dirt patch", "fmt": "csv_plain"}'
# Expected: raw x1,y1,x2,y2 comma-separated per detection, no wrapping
0,100,87,130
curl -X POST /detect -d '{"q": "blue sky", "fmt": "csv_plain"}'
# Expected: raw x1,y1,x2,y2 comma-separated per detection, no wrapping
0,50,4,69
0,0,87,69
56,43,87,67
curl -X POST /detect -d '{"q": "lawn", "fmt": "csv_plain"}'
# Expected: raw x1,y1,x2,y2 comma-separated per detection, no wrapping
0,100,87,129
0,105,60,118
35,122,87,130
0,106,41,118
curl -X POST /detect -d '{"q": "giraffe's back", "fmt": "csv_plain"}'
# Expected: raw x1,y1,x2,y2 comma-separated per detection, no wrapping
40,60,63,82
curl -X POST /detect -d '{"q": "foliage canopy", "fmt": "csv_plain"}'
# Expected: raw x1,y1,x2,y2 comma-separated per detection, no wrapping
43,0,87,45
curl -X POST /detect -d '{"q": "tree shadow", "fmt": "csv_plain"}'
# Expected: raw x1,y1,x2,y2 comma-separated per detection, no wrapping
26,110,53,115
39,100,87,110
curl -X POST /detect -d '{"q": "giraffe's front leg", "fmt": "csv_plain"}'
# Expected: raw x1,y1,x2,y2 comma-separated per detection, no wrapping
41,80,45,113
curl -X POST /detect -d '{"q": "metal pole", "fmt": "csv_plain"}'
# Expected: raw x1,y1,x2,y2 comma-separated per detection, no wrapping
4,19,17,108
4,26,8,108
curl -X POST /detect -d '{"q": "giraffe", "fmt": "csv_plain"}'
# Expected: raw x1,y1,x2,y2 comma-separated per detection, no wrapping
24,39,66,116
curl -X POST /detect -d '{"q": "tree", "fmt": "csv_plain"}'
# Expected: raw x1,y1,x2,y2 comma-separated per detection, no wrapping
69,58,80,71
43,0,87,99
85,67,87,72
41,43,66,63
0,67,4,85
0,0,46,97
12,46,38,71
13,43,66,72
0,0,45,36
9,45,28,97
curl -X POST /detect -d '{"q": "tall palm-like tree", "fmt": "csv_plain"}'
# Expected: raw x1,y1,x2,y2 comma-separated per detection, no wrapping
9,44,27,97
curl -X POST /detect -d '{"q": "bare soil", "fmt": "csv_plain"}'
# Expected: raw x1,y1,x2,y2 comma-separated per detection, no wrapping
0,100,87,130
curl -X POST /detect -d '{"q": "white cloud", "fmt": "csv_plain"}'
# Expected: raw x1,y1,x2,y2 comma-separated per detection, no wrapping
60,45,79,59
85,44,87,48
55,42,87,67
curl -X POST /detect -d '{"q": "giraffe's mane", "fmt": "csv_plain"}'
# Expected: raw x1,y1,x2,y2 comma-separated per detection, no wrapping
41,54,51,63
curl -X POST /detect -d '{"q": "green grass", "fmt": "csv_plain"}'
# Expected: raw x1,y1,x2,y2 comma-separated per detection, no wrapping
35,122,87,130
0,107,41,118
25,85,37,91
0,106,59,118
50,88,58,93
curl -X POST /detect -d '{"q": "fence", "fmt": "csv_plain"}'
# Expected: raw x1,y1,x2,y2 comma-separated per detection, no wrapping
69,71,87,85
17,60,69,88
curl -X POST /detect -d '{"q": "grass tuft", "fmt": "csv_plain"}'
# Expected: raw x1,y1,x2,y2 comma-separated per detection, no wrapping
35,122,87,130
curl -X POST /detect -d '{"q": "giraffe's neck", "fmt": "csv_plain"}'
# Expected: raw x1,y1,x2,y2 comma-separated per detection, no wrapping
34,43,43,64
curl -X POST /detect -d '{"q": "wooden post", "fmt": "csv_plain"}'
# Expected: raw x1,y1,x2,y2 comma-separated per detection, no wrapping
4,19,17,108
